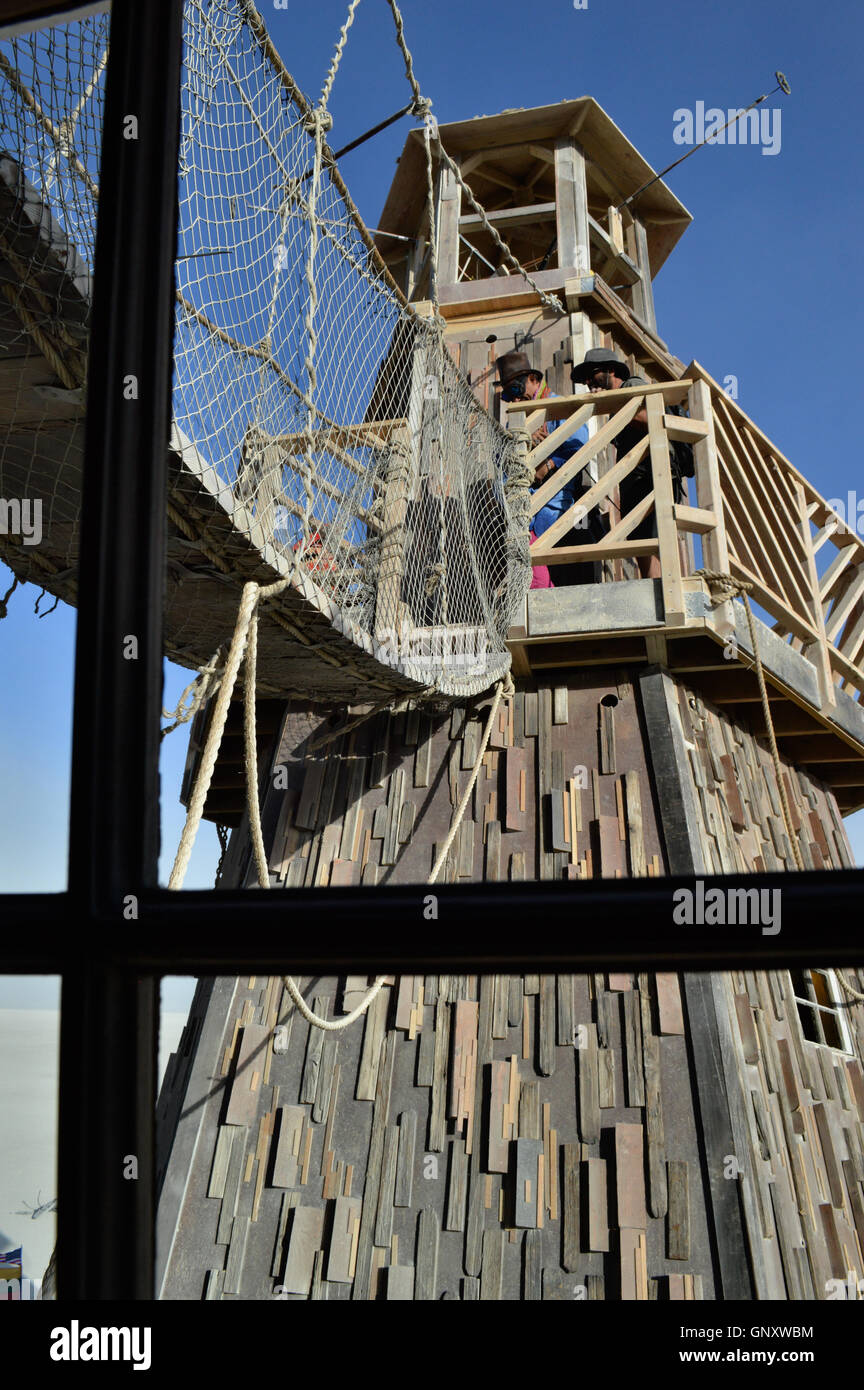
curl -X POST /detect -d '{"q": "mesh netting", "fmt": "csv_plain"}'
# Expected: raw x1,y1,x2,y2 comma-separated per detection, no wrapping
0,0,531,699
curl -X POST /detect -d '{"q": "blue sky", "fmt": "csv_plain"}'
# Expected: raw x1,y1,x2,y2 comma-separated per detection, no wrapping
1,0,863,898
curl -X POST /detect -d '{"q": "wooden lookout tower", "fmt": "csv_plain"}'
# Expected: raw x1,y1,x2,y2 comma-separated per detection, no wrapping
157,100,864,1303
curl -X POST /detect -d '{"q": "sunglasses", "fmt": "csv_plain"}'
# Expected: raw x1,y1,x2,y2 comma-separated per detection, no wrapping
501,375,530,401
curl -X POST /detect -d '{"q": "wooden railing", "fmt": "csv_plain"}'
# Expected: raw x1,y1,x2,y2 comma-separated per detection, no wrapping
506,362,864,710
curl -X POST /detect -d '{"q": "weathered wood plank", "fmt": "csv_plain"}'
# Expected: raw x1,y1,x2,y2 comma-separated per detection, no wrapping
428,995,451,1151
562,1143,580,1272
352,1031,397,1302
624,770,647,876
222,1168,255,1295
641,991,667,1219
327,1195,362,1284
598,1047,616,1108
485,819,502,881
488,1060,512,1173
557,974,575,1046
446,1137,469,1232
208,1124,238,1199
523,1227,542,1300
586,1157,609,1252
374,1124,400,1248
616,1122,647,1229
355,982,390,1102
519,1078,541,1141
622,990,645,1107
225,1024,269,1126
667,1159,690,1260
480,1227,505,1300
655,972,685,1034
415,1207,440,1301
539,973,556,1076
312,1032,338,1124
272,1106,305,1188
492,973,510,1039
515,1138,542,1228
578,1022,600,1144
282,1205,325,1296
394,1110,417,1208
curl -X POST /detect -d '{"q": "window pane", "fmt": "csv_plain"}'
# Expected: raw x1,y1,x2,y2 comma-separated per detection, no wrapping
0,975,59,1300
154,968,864,1301
0,13,110,892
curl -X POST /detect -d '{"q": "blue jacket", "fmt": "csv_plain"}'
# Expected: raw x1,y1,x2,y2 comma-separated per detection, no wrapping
529,391,589,538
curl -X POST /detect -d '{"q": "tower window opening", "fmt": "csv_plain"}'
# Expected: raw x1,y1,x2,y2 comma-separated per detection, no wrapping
790,969,853,1054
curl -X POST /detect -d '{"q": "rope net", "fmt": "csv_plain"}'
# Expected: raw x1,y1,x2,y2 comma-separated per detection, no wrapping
0,0,531,699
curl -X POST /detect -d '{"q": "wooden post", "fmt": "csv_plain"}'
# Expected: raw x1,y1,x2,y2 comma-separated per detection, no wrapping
436,159,461,286
607,205,624,255
688,375,734,638
793,476,837,710
374,431,412,644
631,218,657,333
554,138,589,274
646,392,685,626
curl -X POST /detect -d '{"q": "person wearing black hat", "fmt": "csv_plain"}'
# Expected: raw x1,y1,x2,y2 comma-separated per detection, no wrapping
570,348,658,578
496,350,598,587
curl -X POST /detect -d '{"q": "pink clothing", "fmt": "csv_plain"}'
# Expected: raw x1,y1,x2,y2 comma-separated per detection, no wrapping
529,530,553,589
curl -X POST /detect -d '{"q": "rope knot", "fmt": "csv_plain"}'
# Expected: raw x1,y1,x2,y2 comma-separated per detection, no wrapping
425,560,446,596
412,95,433,120
696,568,753,606
303,107,333,137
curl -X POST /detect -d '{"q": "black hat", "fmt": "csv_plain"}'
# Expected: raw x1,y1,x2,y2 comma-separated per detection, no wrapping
570,348,631,384
496,350,540,388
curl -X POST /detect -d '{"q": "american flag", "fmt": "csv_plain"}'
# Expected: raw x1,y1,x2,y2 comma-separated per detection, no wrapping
0,1248,22,1270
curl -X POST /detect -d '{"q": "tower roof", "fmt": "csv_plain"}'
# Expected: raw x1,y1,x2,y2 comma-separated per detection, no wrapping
377,97,692,277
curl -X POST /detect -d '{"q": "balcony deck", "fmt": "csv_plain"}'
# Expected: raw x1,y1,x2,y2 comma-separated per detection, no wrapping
506,365,864,814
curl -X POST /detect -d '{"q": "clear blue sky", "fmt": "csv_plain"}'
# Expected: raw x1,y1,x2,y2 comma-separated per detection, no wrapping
1,0,863,897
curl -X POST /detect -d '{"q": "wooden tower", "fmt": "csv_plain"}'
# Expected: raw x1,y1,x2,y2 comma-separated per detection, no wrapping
157,100,864,1302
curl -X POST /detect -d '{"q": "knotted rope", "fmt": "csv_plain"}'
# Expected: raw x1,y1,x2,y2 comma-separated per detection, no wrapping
698,569,804,871
169,573,388,1030
160,648,223,740
699,575,864,1001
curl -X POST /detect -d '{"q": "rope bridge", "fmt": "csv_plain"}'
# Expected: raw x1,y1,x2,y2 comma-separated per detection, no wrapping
0,0,532,701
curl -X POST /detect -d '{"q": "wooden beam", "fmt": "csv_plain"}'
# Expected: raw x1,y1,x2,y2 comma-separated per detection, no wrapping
459,201,556,233
647,392,686,625
530,434,649,552
780,737,864,764
437,159,461,285
673,504,717,535
536,538,659,565
555,138,589,274
506,380,691,420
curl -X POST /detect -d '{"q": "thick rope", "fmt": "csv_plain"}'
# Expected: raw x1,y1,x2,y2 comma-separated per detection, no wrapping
428,675,514,884
835,970,864,1002
0,48,100,199
168,581,267,889
167,560,388,1021
698,570,804,870
160,648,223,739
239,579,388,1030
0,281,79,389
700,574,864,1003
320,0,363,110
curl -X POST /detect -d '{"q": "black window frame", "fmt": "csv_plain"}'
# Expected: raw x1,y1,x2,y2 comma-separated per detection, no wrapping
1,0,863,1300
